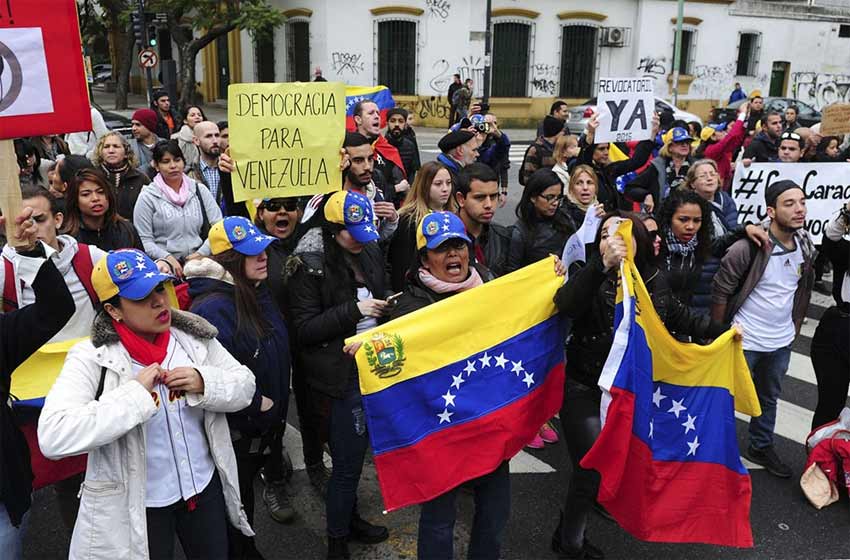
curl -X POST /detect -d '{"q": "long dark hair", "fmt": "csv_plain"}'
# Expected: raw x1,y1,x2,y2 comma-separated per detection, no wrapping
152,139,185,164
593,210,656,276
15,139,42,184
657,189,713,261
62,168,125,236
212,249,269,337
516,168,572,233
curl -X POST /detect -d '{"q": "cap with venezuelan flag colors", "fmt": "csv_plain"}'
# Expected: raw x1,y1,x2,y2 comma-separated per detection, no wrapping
323,191,379,243
416,211,471,250
92,249,174,301
209,216,276,256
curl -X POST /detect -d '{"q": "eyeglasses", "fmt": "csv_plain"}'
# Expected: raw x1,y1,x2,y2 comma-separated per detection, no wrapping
263,199,299,212
780,132,802,141
538,193,564,203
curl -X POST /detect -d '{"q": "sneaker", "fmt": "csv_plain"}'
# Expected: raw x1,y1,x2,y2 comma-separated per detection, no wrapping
526,433,545,449
307,462,331,496
540,421,559,444
262,482,296,523
745,445,792,478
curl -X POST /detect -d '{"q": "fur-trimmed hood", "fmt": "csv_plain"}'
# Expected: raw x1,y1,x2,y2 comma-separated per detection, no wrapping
91,308,218,348
183,257,234,285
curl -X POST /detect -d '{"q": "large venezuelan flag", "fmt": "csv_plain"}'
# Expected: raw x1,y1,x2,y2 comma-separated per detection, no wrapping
347,258,566,511
345,85,395,131
580,220,761,548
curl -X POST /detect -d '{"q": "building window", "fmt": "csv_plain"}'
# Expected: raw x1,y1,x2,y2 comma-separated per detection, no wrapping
255,33,275,82
492,22,531,97
286,20,310,82
736,32,761,77
840,24,850,38
559,25,597,98
673,29,696,75
377,20,416,95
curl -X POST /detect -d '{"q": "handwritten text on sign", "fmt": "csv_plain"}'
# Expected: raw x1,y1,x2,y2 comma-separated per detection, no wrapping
228,82,345,202
732,162,850,243
595,77,654,144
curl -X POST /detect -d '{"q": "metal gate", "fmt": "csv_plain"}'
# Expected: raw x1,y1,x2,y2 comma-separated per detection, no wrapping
559,25,597,99
378,20,416,94
492,22,530,97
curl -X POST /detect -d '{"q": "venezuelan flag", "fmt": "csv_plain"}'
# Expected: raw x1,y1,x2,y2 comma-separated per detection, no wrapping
580,220,761,548
345,85,395,131
346,258,566,511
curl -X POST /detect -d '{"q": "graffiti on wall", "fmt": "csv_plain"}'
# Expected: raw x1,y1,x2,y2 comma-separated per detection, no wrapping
689,63,767,100
791,72,850,109
399,96,452,120
636,56,667,80
331,52,365,76
426,0,451,21
530,63,558,95
428,56,484,96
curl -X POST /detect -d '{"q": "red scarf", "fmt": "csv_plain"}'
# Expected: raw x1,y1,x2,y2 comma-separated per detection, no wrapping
113,320,170,366
373,136,407,178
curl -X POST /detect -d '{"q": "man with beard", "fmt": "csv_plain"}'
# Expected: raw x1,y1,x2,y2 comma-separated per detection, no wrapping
384,108,420,184
189,121,223,206
352,100,408,207
455,163,511,277
744,111,783,162
712,180,814,479
341,132,399,243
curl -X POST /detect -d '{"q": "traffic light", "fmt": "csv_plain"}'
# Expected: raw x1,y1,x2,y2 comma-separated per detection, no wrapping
131,12,144,46
147,25,158,47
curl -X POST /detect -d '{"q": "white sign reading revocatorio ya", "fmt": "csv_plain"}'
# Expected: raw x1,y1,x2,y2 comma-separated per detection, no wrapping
732,162,850,243
595,77,654,144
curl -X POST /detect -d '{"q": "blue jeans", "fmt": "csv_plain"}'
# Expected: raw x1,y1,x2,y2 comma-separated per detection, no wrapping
326,387,369,538
0,505,29,560
744,346,792,450
418,461,511,560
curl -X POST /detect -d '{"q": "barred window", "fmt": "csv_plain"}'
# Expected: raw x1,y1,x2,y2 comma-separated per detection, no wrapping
492,22,531,97
559,25,598,98
377,20,416,94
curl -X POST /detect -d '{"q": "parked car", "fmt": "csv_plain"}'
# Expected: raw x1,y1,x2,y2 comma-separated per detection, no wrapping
565,96,703,135
716,97,821,128
92,100,133,139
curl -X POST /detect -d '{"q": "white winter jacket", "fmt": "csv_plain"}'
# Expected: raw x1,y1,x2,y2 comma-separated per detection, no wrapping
38,310,255,560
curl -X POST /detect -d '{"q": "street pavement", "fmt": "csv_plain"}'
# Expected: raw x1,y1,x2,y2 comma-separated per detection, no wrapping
22,103,850,559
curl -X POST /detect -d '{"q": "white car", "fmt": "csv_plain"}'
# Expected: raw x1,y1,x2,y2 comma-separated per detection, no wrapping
565,96,703,135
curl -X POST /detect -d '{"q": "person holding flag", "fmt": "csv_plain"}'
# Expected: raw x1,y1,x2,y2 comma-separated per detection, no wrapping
551,211,731,558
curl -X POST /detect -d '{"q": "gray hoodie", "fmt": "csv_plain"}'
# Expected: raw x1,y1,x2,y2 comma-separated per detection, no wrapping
133,177,223,261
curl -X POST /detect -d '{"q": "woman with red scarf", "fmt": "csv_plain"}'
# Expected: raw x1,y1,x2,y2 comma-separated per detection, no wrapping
38,249,256,560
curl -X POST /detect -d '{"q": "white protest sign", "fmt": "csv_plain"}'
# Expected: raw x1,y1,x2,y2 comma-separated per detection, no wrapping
731,162,850,243
561,207,602,277
0,28,55,117
595,77,654,144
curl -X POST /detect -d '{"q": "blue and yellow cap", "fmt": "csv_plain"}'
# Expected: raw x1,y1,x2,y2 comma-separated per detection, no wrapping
208,216,276,256
416,211,471,250
92,249,174,301
323,191,379,243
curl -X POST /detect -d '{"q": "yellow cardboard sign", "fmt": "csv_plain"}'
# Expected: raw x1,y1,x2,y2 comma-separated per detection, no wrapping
227,82,346,202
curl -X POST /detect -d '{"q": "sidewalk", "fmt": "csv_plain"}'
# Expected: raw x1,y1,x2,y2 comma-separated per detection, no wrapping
91,86,539,142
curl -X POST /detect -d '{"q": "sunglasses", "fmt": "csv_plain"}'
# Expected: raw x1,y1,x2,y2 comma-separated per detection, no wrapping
263,199,299,212
647,230,660,240
780,132,801,141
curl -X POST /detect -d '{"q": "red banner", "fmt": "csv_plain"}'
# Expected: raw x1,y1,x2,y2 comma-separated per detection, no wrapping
0,0,92,139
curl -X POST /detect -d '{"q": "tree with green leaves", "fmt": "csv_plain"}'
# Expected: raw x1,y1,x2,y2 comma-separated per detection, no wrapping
148,0,284,112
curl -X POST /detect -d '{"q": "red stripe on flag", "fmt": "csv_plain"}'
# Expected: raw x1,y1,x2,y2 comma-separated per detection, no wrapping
373,363,565,511
584,387,753,548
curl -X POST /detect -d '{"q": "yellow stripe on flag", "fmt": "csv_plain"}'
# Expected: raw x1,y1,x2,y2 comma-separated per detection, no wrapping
346,257,561,396
10,338,87,402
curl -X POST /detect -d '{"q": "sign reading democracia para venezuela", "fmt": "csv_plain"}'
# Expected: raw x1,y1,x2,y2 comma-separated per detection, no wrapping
228,82,346,202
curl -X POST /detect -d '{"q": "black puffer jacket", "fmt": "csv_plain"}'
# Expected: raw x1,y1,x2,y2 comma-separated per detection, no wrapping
75,219,144,252
475,223,512,278
506,215,575,273
554,253,729,389
285,227,388,398
102,166,149,221
743,131,778,162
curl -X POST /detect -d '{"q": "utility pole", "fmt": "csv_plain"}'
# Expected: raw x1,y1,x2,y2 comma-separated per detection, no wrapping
671,0,684,107
482,0,492,106
135,0,154,106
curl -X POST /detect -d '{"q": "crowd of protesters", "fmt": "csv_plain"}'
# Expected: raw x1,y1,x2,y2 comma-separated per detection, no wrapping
2,84,848,560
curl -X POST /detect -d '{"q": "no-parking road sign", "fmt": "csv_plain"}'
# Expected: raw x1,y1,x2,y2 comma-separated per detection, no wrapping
138,48,158,69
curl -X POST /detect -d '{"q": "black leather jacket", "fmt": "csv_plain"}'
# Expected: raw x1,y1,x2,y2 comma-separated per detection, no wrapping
554,253,729,388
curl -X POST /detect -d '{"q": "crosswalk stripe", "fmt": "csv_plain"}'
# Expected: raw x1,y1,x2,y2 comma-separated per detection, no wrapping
735,398,814,446
510,451,557,474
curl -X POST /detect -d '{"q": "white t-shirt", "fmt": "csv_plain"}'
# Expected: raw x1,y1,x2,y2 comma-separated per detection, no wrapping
141,335,215,508
734,240,804,352
356,286,378,334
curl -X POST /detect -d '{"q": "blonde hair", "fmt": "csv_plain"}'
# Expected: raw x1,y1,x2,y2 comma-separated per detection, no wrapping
566,164,599,210
682,158,719,190
91,131,139,168
553,134,578,164
398,161,457,226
